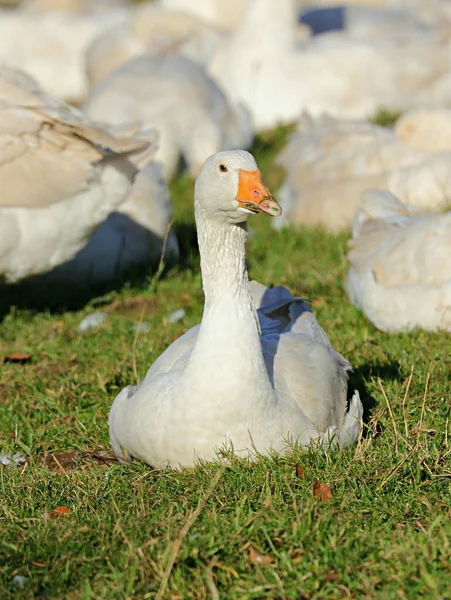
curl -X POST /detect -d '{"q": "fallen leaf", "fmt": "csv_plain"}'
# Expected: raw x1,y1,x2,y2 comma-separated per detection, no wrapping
248,546,275,567
324,568,338,581
313,481,332,502
295,464,304,479
8,432,16,439
289,548,304,564
51,506,71,517
4,353,32,364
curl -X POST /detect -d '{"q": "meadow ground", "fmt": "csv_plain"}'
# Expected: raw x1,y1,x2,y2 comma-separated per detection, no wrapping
1,123,450,599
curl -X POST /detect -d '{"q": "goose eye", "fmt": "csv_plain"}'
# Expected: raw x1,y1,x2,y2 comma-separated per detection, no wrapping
219,164,228,173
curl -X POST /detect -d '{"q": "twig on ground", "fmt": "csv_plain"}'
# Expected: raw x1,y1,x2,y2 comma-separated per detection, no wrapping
150,219,173,294
402,365,414,438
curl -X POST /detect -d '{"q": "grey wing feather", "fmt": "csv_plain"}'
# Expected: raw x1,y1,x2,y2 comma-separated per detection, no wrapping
250,279,351,372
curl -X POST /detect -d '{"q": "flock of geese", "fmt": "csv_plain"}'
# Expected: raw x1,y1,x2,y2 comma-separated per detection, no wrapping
2,0,451,468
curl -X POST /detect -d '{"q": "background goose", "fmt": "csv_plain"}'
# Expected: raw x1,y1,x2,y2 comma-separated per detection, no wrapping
157,0,251,30
209,0,447,131
394,108,451,153
300,4,431,40
346,190,451,332
84,54,253,180
33,160,179,292
276,113,451,232
109,150,362,469
21,0,127,13
0,67,150,284
23,132,179,296
0,5,127,102
85,4,227,87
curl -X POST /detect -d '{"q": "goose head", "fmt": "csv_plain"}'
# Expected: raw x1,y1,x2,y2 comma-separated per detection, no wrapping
194,150,281,224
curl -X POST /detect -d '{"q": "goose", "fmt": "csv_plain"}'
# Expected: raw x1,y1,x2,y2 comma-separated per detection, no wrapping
209,0,447,131
84,54,253,180
300,4,431,41
109,150,362,469
0,67,152,284
33,159,179,289
21,0,127,13
157,0,251,30
86,4,228,87
0,5,127,102
276,113,451,232
394,108,451,154
346,189,451,332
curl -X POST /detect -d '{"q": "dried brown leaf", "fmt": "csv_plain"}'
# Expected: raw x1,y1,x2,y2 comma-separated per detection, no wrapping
289,548,304,564
295,464,304,479
313,481,332,502
248,546,275,567
51,506,71,517
4,353,32,364
324,568,338,581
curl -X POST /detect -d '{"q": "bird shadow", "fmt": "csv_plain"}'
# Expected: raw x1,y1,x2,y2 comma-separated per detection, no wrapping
172,221,199,270
348,360,404,430
0,215,180,319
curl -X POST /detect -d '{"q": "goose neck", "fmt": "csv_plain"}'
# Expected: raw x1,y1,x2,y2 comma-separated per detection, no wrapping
235,0,296,54
181,204,274,404
196,208,250,306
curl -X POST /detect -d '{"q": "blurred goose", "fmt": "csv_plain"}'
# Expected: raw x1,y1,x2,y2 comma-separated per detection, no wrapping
276,113,451,232
34,131,179,288
109,150,362,469
346,190,451,332
209,0,447,131
157,0,251,30
0,67,151,284
300,4,431,40
86,4,227,87
22,0,127,13
0,6,126,101
84,54,253,180
49,170,177,288
394,108,451,153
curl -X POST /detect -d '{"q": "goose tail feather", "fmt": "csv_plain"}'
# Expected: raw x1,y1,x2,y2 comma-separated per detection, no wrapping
317,390,363,448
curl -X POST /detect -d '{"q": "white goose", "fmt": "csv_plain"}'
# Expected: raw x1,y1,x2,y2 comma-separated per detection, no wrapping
85,4,227,87
346,189,451,332
0,67,149,284
22,0,127,13
276,113,451,232
84,54,253,180
157,0,251,30
0,6,126,102
209,0,447,131
109,150,362,469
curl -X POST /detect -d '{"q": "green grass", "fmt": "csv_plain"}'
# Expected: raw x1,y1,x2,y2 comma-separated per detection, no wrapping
370,108,402,128
1,130,450,599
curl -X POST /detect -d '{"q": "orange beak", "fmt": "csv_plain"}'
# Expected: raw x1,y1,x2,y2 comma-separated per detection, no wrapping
236,170,282,216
